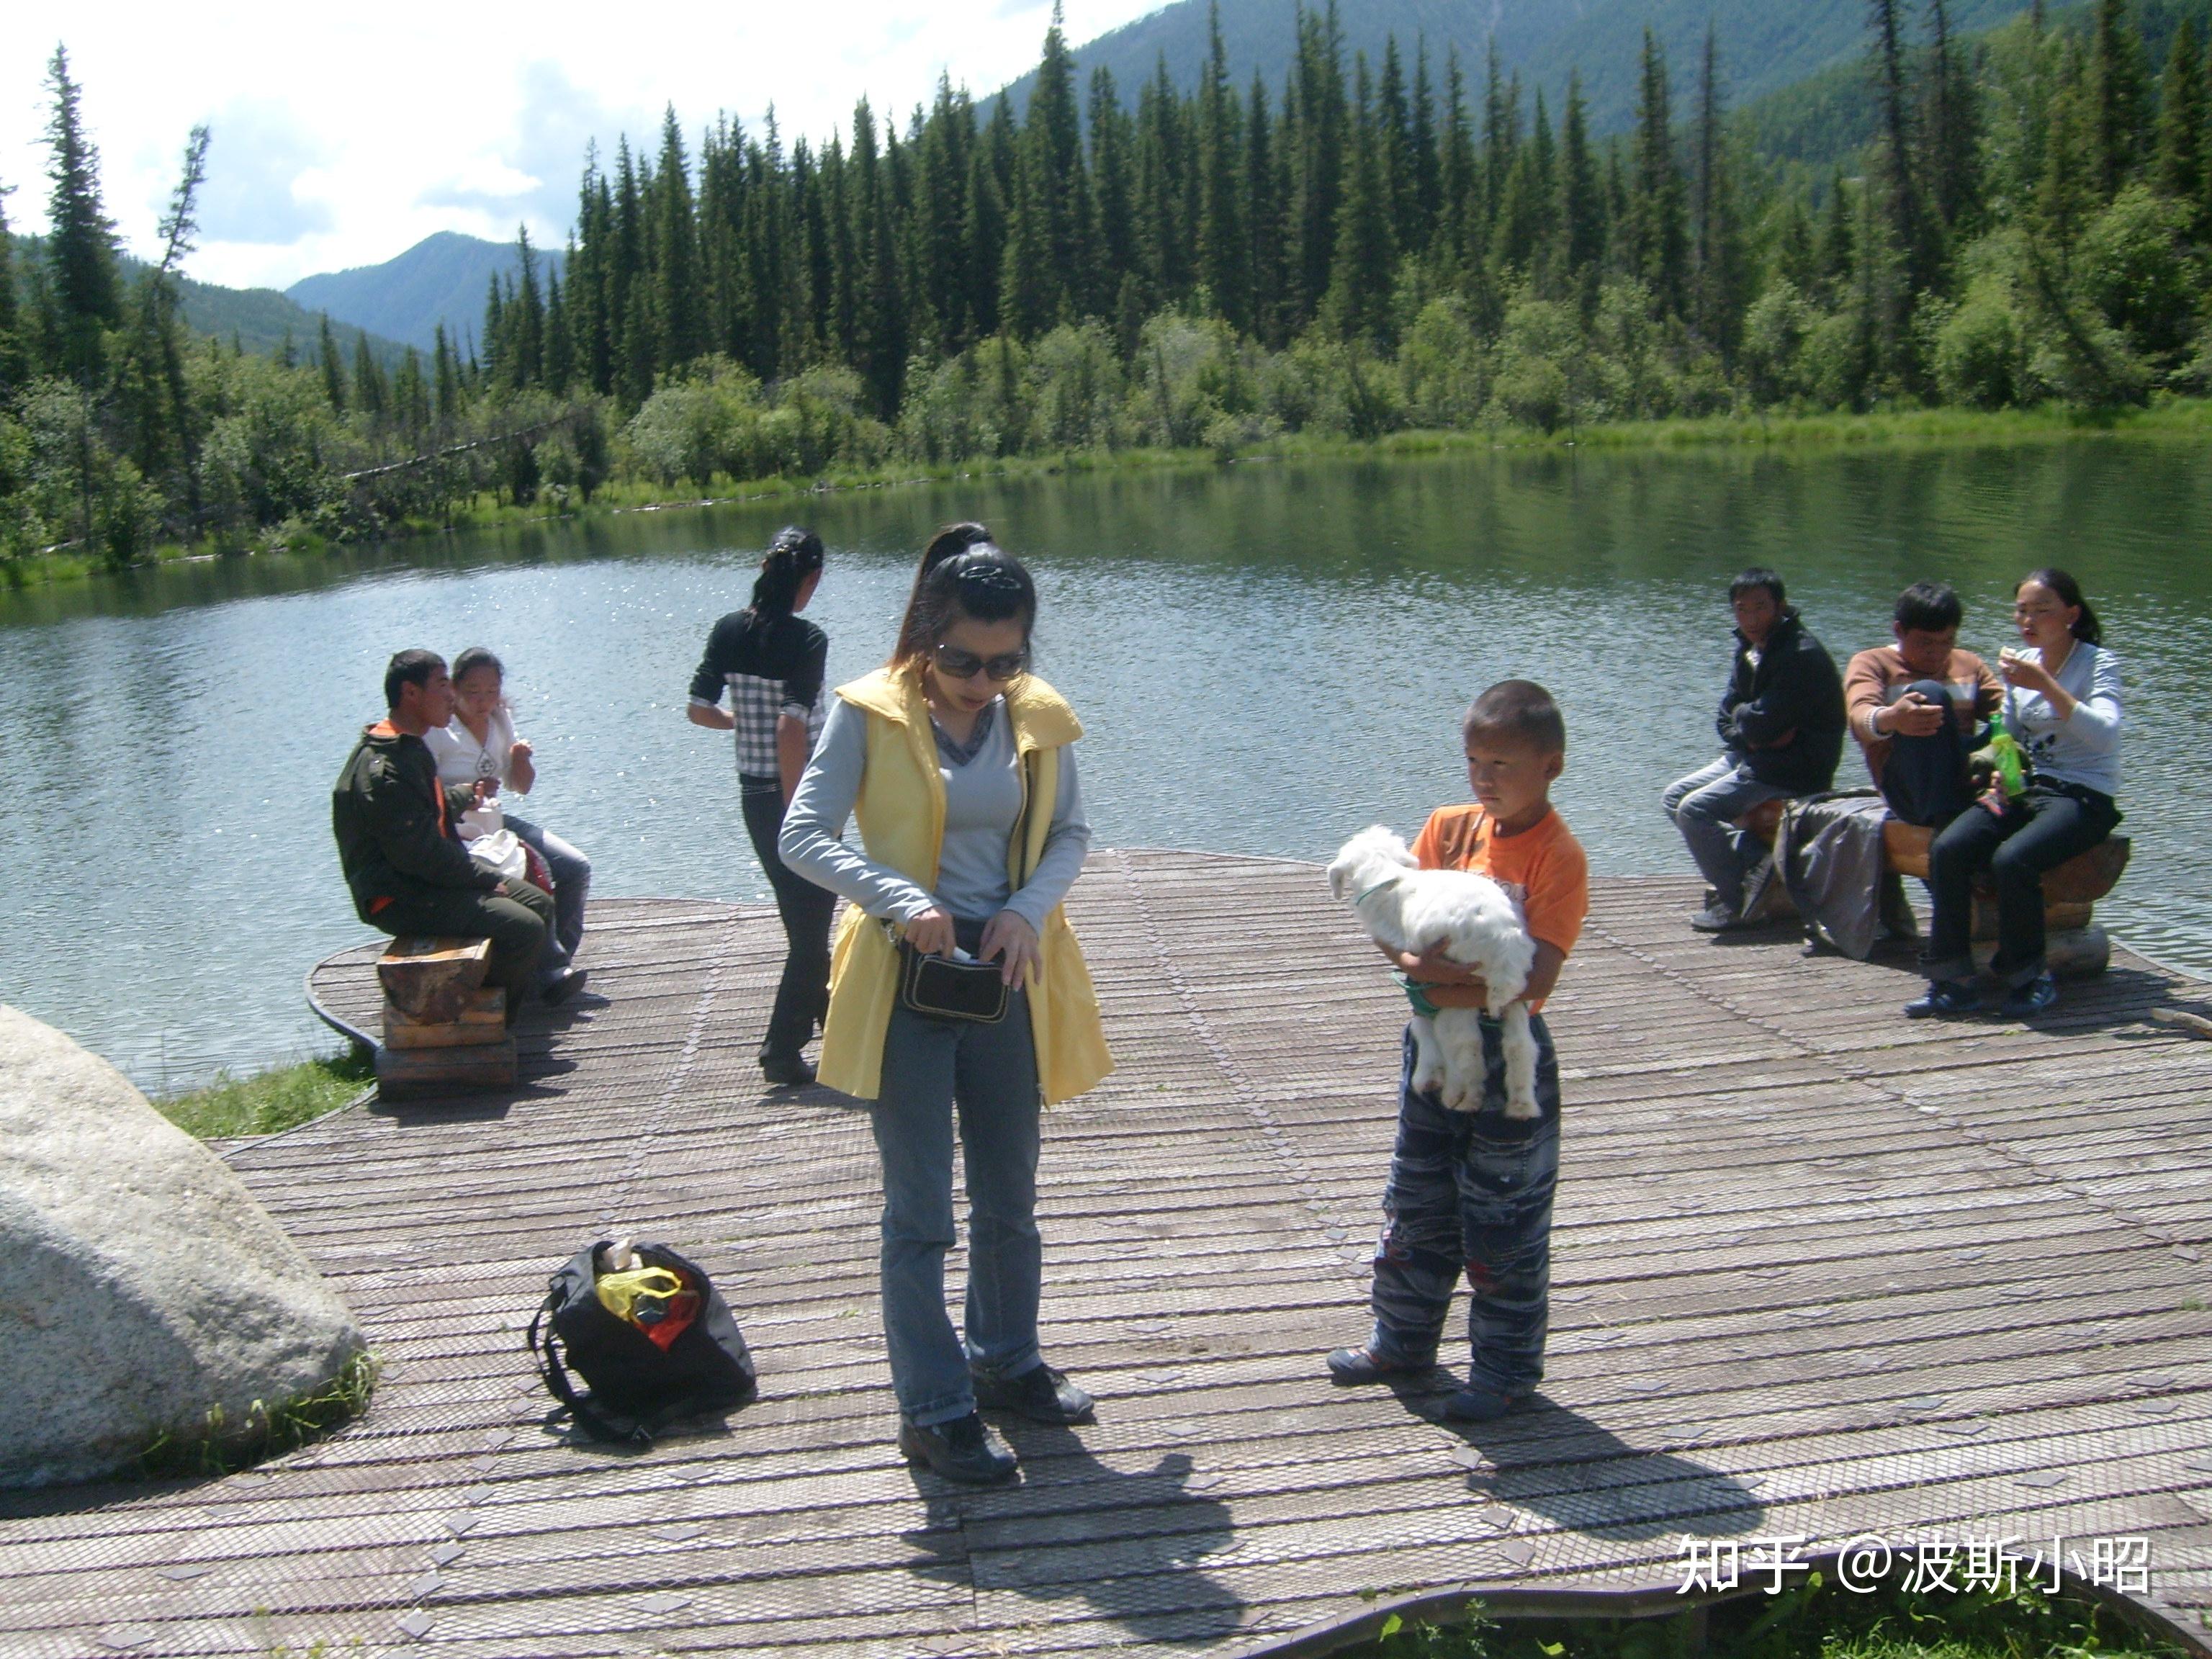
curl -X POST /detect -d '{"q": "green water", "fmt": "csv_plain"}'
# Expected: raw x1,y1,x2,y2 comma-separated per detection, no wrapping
2,439,2203,1087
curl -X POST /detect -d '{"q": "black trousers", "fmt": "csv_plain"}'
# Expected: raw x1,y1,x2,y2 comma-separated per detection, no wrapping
1879,678,1976,828
374,880,554,997
1923,783,2120,986
742,783,837,1064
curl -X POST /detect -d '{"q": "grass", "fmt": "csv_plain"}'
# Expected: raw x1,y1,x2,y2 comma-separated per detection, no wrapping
154,1047,374,1139
135,1349,379,1480
1341,1575,2188,1659
7,397,2212,593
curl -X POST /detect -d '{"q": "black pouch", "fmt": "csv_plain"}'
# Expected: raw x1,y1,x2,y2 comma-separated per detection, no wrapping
896,938,1010,1024
526,1241,757,1445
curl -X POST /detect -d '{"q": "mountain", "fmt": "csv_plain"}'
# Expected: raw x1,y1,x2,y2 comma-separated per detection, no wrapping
1014,0,2039,135
286,230,562,355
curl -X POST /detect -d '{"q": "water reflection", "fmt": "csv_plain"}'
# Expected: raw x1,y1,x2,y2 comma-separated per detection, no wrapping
2,439,2205,1087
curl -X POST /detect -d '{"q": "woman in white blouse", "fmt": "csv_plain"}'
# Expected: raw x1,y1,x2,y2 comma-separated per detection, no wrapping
427,647,592,1002
1907,568,2122,1021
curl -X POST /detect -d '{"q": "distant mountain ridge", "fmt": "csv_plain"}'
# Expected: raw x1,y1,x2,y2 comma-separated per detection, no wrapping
287,231,562,355
1015,0,2038,134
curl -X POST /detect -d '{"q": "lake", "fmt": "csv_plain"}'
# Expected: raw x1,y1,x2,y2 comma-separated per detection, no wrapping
3,439,2206,1089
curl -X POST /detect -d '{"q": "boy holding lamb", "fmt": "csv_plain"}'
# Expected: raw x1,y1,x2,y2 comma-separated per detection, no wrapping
1327,680,1588,1421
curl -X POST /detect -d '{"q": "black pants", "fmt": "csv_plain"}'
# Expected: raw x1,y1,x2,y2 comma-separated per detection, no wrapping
1879,678,1975,828
1923,783,2120,986
742,783,836,1064
374,880,554,999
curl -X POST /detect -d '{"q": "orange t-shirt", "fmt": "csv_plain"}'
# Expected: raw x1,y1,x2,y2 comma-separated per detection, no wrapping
1409,803,1589,1010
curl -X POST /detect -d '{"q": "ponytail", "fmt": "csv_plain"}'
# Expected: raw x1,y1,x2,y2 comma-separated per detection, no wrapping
744,526,826,622
2023,567,2102,646
890,523,1036,673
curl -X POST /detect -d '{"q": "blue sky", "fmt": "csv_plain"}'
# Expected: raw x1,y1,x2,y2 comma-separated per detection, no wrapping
2,0,1164,292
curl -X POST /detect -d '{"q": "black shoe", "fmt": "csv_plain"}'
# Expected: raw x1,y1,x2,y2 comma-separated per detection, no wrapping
1904,979,1982,1019
1326,1345,1427,1385
973,1362,1094,1424
759,1053,816,1087
539,966,587,1006
2000,973,2059,1019
897,1412,1018,1483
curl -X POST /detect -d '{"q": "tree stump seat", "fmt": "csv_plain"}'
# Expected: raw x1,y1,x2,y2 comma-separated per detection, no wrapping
374,936,515,1099
1731,801,2128,977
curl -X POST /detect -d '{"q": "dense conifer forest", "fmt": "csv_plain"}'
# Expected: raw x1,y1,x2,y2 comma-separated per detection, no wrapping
5,0,2212,570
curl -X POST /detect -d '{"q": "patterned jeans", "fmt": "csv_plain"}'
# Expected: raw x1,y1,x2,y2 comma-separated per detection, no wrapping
1365,1018,1563,1397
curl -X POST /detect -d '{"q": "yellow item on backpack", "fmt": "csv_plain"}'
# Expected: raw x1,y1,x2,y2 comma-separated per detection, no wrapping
595,1267,687,1327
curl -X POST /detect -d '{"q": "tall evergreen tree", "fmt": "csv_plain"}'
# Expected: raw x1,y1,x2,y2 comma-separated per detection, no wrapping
1246,73,1288,346
317,314,349,413
2154,17,2206,217
433,323,462,424
0,182,25,392
1325,57,1396,345
1923,0,1982,232
1866,0,1936,299
1558,73,1606,287
1196,3,1249,326
1628,29,1688,312
1437,50,1478,272
1290,6,1347,328
1690,25,1750,357
2089,0,2149,199
1410,43,1441,253
354,331,389,423
653,107,705,371
42,45,122,385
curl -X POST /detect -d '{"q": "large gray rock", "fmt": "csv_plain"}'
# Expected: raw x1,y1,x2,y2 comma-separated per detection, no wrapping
0,1006,367,1486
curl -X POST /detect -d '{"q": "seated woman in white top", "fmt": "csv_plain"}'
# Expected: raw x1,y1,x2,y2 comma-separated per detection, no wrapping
426,647,592,1002
1907,568,2122,1022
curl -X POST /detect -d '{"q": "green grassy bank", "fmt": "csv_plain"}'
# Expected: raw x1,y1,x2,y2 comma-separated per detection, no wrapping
8,398,2210,595
155,1048,373,1139
1338,1575,2188,1659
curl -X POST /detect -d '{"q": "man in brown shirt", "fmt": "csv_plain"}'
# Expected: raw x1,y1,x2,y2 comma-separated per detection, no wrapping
1843,582,2003,826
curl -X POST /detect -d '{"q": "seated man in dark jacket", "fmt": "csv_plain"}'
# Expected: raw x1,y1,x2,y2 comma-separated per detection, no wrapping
333,649,555,1006
1662,568,1847,931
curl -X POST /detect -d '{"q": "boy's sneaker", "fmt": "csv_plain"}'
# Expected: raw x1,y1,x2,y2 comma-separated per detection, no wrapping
1689,902,1742,933
1442,1383,1527,1422
1904,979,1982,1019
972,1362,1094,1424
1326,1345,1426,1385
897,1412,1018,1484
2000,973,2059,1019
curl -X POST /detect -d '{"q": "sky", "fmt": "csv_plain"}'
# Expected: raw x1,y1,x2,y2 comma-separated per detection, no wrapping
1,0,1165,295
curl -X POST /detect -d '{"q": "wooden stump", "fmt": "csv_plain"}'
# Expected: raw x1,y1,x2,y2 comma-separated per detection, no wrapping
376,936,513,1098
377,937,493,1023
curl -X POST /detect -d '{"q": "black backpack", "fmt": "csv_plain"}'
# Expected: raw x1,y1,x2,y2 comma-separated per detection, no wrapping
526,1241,757,1444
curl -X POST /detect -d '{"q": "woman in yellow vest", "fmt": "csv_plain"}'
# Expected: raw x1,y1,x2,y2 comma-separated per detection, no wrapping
780,523,1111,1483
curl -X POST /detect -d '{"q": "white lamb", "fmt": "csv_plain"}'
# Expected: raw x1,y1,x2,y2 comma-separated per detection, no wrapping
1328,824,1542,1119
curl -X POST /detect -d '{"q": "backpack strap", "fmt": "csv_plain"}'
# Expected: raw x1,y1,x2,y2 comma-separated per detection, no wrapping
526,1294,654,1447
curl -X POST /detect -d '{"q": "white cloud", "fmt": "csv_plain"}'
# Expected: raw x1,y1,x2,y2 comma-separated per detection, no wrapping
1,0,1169,292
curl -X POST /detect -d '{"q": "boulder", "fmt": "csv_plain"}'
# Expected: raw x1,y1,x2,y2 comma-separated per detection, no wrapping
0,1006,367,1487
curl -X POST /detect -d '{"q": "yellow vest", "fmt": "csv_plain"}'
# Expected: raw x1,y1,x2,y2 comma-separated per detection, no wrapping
814,667,1114,1105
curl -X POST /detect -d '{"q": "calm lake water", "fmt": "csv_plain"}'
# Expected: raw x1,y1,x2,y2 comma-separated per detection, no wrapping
4,440,2208,1089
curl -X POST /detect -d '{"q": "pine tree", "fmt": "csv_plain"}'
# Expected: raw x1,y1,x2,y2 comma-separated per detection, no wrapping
1196,3,1249,327
1410,43,1441,256
1325,56,1396,345
922,76,980,351
511,227,547,387
354,331,389,423
653,107,705,372
0,182,24,393
1923,0,1982,233
1135,55,1191,307
2154,19,2206,217
1866,0,1936,300
968,100,1015,336
1011,6,1097,329
1628,29,1688,313
1557,73,1606,289
1818,171,1856,297
544,265,575,392
1377,36,1419,259
1690,26,1750,358
393,348,431,439
318,315,349,413
42,45,122,385
1247,73,1289,347
2089,0,2149,199
433,324,461,423
1437,50,1478,272
1290,6,1347,328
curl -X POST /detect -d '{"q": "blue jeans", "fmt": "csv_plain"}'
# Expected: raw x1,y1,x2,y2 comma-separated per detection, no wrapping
869,989,1043,1426
1923,784,2121,987
1367,1020,1562,1397
1879,678,1977,828
505,815,590,977
1662,756,1792,911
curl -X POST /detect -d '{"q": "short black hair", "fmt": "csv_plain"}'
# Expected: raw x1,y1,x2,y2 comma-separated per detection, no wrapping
1894,580,1962,634
1730,567,1786,606
385,649,444,711
1464,679,1567,757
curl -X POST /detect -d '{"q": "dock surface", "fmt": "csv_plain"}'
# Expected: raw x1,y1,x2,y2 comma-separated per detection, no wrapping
5,851,2211,1658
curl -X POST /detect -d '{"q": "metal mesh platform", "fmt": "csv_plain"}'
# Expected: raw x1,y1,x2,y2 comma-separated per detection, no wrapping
4,851,2208,1658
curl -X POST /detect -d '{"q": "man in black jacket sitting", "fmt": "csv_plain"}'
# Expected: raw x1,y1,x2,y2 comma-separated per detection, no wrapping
333,650,556,1006
1662,569,1847,932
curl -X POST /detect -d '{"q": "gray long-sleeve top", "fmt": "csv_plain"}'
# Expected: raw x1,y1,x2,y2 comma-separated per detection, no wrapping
778,694,1091,931
2003,640,2123,798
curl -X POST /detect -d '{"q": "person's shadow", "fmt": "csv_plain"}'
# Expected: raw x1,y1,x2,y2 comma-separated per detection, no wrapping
1408,1390,1771,1545
904,1425,1249,1645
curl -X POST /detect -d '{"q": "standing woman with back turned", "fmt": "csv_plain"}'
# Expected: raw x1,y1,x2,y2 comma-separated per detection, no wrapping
688,526,835,1087
780,523,1112,1485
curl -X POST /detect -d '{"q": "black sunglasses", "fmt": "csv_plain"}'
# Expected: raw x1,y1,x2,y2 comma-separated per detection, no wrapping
932,642,1029,683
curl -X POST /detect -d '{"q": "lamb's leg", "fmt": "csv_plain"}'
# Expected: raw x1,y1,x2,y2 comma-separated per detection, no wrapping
1434,1007,1486,1112
1408,1015,1447,1099
1496,1000,1541,1120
